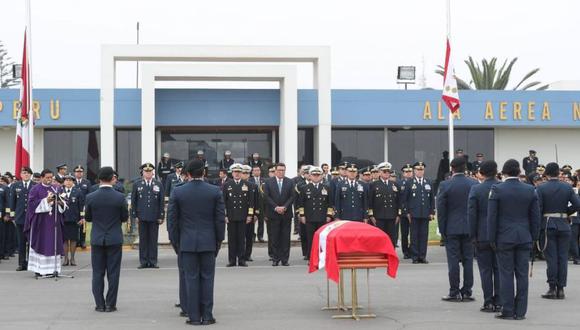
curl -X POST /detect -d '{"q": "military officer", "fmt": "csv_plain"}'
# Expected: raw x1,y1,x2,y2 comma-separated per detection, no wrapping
157,152,175,188
223,164,254,267
249,165,266,243
293,165,311,259
472,153,484,173
370,166,380,182
399,164,414,259
329,162,348,207
219,150,235,172
402,162,435,264
131,163,165,269
55,164,68,182
528,164,545,183
73,165,90,249
9,167,36,271
297,166,333,259
536,163,580,300
241,165,258,262
164,161,184,202
248,152,263,170
570,181,580,265
195,150,207,166
561,164,573,175
334,164,369,222
488,159,541,320
62,174,85,266
0,180,8,261
522,150,539,176
368,162,400,244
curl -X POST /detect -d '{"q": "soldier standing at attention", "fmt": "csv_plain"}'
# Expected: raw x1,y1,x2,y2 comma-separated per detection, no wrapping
334,164,368,222
248,152,263,170
522,150,539,176
368,162,400,243
62,174,85,266
402,162,435,264
249,165,265,243
164,161,184,202
9,167,36,271
158,152,175,188
223,164,254,267
399,164,414,259
132,163,165,269
219,150,235,172
241,165,258,262
536,162,580,299
471,153,484,174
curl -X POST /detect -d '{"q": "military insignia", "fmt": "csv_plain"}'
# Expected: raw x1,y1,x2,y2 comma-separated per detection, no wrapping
341,187,347,192
241,185,248,191
392,185,398,192
227,186,233,190
153,185,160,192
137,186,143,192
425,184,431,191
376,193,381,197
411,184,417,190
357,184,364,192
321,188,327,195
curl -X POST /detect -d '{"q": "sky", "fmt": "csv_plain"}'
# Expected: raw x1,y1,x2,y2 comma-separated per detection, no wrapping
0,0,579,90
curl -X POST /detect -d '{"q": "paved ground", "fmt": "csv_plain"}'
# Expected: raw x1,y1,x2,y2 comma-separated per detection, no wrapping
1,245,579,330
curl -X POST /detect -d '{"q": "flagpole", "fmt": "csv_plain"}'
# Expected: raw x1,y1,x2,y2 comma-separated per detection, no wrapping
446,0,454,159
26,0,34,169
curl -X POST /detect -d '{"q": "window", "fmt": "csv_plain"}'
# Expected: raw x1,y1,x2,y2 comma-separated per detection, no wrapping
331,129,384,168
44,129,100,183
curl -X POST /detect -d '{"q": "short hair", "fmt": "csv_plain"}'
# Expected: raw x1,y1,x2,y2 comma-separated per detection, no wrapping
479,160,498,178
186,159,205,178
502,159,521,177
252,165,261,170
219,169,228,175
40,169,53,177
321,163,329,168
20,167,32,174
98,166,115,182
450,157,466,173
275,163,286,169
545,162,560,177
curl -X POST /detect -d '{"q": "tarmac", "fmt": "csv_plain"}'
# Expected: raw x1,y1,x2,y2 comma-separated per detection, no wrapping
0,245,579,330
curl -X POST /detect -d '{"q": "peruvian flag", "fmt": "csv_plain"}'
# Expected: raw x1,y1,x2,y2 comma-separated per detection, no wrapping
309,221,399,282
442,37,460,113
15,30,33,179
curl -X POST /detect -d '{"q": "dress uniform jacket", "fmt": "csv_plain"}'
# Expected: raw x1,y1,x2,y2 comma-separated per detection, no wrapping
222,180,255,221
219,158,234,171
536,179,580,231
9,181,36,225
401,177,435,218
368,179,400,219
468,178,500,242
164,172,183,200
131,179,165,222
297,182,333,222
334,180,369,221
437,174,478,237
74,178,91,197
85,186,129,246
522,156,539,176
63,186,84,224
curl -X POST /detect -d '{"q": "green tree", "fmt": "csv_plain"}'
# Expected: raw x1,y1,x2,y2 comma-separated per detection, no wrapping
436,56,549,90
0,41,20,88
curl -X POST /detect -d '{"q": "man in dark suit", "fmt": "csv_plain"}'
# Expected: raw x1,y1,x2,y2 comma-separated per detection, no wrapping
488,159,541,320
368,162,400,243
437,157,478,302
468,160,502,313
85,167,129,313
167,159,225,326
536,162,580,300
263,163,295,266
9,166,36,271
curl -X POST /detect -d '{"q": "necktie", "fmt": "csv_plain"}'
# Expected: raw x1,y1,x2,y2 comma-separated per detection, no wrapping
24,182,28,190
278,179,283,193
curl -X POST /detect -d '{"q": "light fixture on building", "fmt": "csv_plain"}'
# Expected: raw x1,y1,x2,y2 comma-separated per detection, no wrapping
397,66,416,90
12,64,22,79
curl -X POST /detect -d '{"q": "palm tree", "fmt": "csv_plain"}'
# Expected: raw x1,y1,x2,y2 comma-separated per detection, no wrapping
0,41,21,88
436,56,549,90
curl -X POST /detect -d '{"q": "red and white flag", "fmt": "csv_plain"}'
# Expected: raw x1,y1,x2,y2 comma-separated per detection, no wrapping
442,38,460,113
15,30,33,179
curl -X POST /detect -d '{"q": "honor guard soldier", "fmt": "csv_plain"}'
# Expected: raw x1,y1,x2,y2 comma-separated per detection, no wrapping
370,166,380,182
158,152,175,188
467,160,502,312
437,157,478,302
488,159,541,320
522,150,539,176
73,165,90,249
472,153,484,173
368,162,401,243
9,167,36,271
536,162,580,300
248,152,263,170
399,164,414,259
223,164,254,267
297,166,333,259
62,174,85,266
402,162,435,264
294,165,311,259
241,165,258,262
334,164,369,222
249,165,266,243
55,164,68,182
219,150,235,172
164,161,184,202
132,163,165,269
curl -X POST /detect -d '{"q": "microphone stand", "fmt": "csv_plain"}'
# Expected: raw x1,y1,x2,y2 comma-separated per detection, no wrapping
37,187,74,280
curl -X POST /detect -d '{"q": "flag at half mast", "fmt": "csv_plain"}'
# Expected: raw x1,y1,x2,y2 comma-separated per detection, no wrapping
442,37,460,113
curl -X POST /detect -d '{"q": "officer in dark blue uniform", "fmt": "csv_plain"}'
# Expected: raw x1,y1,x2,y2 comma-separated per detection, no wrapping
85,166,129,313
219,150,235,172
522,150,539,176
488,159,541,320
73,165,91,249
297,166,333,259
399,164,414,259
329,162,348,207
9,166,36,271
167,159,225,326
55,163,68,182
293,165,310,258
402,162,435,264
368,162,400,244
222,164,254,267
241,164,258,262
467,160,502,312
437,157,478,302
0,181,8,262
334,164,368,222
131,163,165,269
164,161,184,203
62,174,85,266
570,184,580,265
536,162,580,299
471,153,484,173
158,152,175,188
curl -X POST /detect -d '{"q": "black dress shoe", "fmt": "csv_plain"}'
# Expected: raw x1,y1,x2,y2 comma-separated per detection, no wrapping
480,304,495,313
574,260,580,265
95,306,106,312
403,254,410,259
16,266,26,271
281,261,290,266
226,262,236,267
495,313,515,320
441,295,462,302
150,264,159,269
494,305,503,313
180,311,188,317
238,261,248,267
461,295,475,302
272,261,279,267
246,257,254,262
514,315,526,320
303,256,309,260
105,306,117,312
201,319,216,325
541,288,557,299
420,259,429,264
137,264,147,269
186,319,202,325
175,303,181,308
412,260,419,264
258,239,265,243
556,288,565,299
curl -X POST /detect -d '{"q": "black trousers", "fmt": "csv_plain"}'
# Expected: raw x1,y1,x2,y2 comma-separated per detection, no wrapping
269,216,291,263
227,221,245,264
569,223,580,261
400,217,410,256
91,244,122,308
410,218,429,261
256,213,265,240
0,221,5,258
181,251,216,322
496,242,531,318
545,229,571,288
138,222,159,266
78,226,87,247
244,222,255,260
305,222,325,259
376,218,397,246
266,219,274,258
16,224,27,267
476,242,500,306
8,221,17,254
171,244,188,314
445,235,474,297
300,222,308,257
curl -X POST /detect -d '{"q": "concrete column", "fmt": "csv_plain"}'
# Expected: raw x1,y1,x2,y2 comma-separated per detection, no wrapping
384,127,389,161
99,52,116,167
141,66,156,165
313,51,332,166
279,76,298,177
